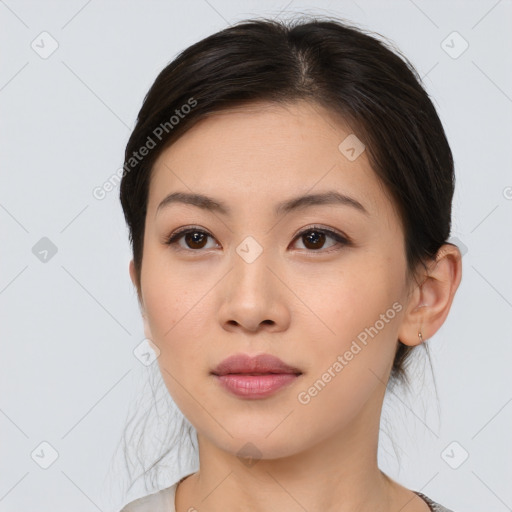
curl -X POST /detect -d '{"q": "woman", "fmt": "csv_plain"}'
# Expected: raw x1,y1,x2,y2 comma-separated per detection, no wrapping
118,16,462,512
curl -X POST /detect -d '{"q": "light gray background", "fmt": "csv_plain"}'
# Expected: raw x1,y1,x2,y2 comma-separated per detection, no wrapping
1,1,511,511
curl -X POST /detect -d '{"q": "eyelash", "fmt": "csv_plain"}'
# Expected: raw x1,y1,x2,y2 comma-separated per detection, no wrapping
164,225,351,254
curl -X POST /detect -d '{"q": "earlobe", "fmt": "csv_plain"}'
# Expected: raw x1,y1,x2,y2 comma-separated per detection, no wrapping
142,312,153,343
398,243,462,346
129,259,154,341
129,259,136,287
129,258,144,306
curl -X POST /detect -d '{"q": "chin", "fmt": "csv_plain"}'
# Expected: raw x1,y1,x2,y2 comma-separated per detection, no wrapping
205,428,308,462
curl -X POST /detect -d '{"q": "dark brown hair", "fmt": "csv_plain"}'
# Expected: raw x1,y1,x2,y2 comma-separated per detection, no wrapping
118,15,454,490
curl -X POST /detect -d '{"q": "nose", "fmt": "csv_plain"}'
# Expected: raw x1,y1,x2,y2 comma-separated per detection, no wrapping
217,247,291,334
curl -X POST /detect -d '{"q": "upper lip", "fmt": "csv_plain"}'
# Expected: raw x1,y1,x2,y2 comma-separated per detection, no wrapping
211,353,302,376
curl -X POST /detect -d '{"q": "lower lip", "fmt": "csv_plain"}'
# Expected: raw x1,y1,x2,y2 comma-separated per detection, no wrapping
213,373,301,399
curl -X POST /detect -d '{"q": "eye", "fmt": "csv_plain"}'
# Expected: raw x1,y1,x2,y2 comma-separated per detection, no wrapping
164,225,350,253
291,225,350,252
165,227,218,251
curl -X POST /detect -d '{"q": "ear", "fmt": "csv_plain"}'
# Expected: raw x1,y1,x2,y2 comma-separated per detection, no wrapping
129,259,153,342
398,243,462,346
129,259,138,290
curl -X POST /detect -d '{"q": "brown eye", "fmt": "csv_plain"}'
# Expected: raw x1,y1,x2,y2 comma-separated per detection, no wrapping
165,228,217,250
183,231,208,249
293,227,348,252
165,225,349,253
302,230,327,250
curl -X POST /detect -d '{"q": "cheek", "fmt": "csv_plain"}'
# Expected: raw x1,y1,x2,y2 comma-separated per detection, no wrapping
299,250,403,329
287,266,403,439
145,285,207,418
294,252,404,380
141,244,201,338
141,259,214,400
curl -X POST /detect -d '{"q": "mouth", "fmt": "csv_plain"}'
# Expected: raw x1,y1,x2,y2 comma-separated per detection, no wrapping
210,353,303,399
211,371,302,376
211,352,303,376
212,372,302,399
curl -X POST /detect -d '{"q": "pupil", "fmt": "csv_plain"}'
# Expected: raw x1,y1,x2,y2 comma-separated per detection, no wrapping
186,232,206,248
305,231,325,249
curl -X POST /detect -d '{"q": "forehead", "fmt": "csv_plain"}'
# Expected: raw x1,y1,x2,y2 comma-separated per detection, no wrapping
148,101,394,221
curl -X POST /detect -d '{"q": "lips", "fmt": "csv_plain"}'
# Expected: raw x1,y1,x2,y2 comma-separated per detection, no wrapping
211,353,302,376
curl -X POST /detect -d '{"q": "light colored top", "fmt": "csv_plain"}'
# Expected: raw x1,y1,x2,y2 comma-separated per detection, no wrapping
119,473,456,512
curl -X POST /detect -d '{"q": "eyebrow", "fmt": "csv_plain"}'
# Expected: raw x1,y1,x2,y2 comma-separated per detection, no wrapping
156,190,369,217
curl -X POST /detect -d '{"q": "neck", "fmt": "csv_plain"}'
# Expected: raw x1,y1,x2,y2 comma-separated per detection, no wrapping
175,390,414,512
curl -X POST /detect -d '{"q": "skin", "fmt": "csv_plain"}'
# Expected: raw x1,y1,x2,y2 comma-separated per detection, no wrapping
129,100,462,512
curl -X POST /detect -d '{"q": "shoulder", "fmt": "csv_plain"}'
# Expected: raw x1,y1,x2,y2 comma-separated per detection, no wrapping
414,491,457,512
119,482,178,512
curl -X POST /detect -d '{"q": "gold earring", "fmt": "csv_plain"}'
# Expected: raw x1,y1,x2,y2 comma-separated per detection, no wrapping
418,331,423,344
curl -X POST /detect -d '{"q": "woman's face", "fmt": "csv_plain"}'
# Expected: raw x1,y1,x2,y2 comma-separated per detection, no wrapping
131,100,415,459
